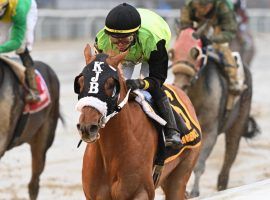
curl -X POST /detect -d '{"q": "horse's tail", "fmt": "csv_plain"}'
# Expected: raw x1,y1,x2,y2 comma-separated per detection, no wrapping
242,116,260,138
58,109,66,127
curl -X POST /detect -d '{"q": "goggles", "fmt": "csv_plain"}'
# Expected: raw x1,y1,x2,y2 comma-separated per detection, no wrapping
0,2,8,17
109,35,134,45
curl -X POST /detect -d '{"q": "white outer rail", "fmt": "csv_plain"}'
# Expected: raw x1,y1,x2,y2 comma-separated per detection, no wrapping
35,9,270,41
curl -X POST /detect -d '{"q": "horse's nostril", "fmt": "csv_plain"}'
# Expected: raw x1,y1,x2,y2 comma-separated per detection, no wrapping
90,125,98,133
77,124,81,131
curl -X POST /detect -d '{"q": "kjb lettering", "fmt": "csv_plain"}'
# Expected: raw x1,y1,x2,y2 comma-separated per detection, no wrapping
88,61,104,94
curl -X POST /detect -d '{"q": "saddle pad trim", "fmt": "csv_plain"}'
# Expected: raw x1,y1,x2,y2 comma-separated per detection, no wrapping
164,84,201,132
165,141,201,163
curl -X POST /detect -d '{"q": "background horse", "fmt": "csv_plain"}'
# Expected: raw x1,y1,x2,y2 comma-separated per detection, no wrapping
0,59,61,200
230,30,256,67
74,45,201,200
170,28,259,197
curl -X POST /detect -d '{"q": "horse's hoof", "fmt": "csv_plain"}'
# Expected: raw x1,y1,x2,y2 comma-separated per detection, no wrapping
217,184,227,191
190,190,200,198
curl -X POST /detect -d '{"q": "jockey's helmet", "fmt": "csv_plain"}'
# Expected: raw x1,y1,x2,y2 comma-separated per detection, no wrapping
0,0,8,18
105,3,141,38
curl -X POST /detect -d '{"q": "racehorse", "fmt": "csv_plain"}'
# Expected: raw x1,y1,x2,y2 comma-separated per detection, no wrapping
74,44,201,200
0,58,61,200
172,18,255,67
170,28,259,197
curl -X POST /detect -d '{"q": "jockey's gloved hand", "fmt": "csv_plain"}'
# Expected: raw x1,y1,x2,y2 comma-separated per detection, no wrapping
126,79,145,91
209,34,224,44
192,32,200,40
200,35,212,46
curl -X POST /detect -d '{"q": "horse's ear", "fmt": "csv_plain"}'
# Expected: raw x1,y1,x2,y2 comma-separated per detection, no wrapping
84,44,94,65
107,50,128,68
74,73,84,94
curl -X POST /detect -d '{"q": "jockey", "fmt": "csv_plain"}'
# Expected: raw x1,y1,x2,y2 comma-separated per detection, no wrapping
0,0,39,103
94,3,187,149
180,0,242,94
232,0,251,50
233,0,248,25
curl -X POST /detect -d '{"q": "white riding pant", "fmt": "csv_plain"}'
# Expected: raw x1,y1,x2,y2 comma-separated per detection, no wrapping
122,61,149,79
0,0,38,53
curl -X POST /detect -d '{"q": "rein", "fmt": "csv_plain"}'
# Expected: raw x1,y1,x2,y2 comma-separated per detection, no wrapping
173,49,208,90
189,59,208,87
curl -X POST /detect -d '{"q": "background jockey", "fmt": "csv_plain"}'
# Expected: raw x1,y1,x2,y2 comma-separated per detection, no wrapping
94,3,190,149
232,0,252,51
180,0,243,95
0,0,39,103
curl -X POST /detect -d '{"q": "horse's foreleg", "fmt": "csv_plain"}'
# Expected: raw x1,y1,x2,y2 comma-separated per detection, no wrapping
132,189,154,200
190,128,218,198
218,87,251,191
162,148,200,200
217,130,241,191
217,124,245,191
28,123,55,200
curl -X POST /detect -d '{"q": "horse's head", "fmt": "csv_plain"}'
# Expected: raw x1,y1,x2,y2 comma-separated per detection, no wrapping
74,44,127,143
170,28,204,91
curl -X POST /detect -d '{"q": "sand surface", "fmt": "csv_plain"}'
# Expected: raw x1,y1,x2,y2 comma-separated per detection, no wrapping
0,33,270,200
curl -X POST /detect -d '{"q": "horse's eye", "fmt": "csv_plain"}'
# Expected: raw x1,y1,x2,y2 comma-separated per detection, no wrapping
104,78,118,97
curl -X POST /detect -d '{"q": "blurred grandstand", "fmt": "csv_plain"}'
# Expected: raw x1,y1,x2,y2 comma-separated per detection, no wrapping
36,0,270,9
34,0,270,41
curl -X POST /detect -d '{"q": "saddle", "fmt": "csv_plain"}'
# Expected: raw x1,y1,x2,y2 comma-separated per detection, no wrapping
133,84,202,185
0,55,51,113
0,55,25,84
133,85,201,159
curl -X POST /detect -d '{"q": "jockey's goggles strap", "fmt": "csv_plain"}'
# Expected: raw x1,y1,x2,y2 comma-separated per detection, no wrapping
143,80,150,90
105,26,140,34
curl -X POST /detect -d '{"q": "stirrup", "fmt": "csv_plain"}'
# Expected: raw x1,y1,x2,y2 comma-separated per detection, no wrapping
229,83,247,95
165,130,183,149
25,91,40,103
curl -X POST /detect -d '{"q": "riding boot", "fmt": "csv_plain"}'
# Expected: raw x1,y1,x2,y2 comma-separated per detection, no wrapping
214,43,243,95
224,65,242,95
156,96,184,149
18,48,40,103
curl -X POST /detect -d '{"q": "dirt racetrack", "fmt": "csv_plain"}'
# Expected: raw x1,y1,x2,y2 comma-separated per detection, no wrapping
0,33,270,200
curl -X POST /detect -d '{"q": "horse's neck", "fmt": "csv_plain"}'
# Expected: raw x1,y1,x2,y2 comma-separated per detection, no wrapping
99,100,155,157
201,62,224,86
102,102,136,140
188,62,225,102
98,74,157,161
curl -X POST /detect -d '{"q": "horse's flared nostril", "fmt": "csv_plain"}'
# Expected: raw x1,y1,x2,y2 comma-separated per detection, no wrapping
77,124,81,131
89,124,99,133
77,123,99,135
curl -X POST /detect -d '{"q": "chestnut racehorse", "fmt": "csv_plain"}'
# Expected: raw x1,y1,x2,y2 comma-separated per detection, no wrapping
74,45,201,200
